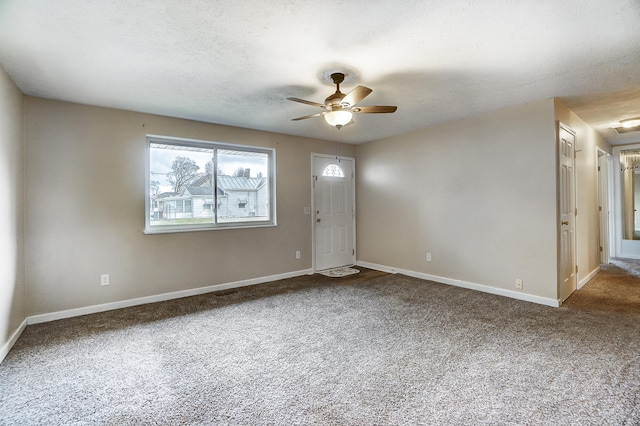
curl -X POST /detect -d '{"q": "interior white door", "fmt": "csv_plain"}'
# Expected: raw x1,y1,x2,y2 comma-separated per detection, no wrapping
313,155,355,271
597,151,610,264
559,125,577,302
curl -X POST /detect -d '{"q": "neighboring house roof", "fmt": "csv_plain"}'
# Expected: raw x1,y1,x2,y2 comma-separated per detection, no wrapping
217,176,266,191
183,186,222,196
154,176,266,200
155,191,175,199
190,175,212,187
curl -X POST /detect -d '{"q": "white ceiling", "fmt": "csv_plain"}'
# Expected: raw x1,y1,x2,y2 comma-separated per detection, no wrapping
1,0,639,145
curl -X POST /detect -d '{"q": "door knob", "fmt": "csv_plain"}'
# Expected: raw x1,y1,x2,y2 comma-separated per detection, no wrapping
561,221,569,225
316,218,321,222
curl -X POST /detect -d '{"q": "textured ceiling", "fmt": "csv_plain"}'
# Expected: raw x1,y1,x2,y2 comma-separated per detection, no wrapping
1,0,639,144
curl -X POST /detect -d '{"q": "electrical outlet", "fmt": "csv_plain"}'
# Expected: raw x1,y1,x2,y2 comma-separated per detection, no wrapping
296,251,301,259
101,274,110,286
426,253,432,262
515,279,523,290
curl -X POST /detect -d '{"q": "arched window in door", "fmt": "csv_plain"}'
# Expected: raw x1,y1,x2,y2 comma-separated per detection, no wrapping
322,164,345,178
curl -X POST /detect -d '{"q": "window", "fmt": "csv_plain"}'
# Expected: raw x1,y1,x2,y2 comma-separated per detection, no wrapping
146,135,276,233
173,200,192,214
322,164,345,177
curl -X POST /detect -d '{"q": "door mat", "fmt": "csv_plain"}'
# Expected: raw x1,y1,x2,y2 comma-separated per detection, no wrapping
318,267,360,278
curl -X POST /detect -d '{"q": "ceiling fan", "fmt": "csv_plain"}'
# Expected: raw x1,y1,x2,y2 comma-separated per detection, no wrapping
287,72,397,130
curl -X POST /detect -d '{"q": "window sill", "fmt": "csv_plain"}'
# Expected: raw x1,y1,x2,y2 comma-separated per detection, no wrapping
144,222,277,235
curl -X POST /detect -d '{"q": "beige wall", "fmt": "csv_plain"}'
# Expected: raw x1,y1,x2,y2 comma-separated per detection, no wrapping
356,99,560,301
24,97,354,316
13,93,609,321
554,99,611,283
0,65,25,352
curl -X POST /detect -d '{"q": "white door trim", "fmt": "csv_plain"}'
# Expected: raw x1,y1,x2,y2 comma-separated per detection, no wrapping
311,153,356,272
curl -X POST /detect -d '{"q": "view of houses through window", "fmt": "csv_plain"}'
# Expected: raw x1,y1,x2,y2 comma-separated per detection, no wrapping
146,136,275,232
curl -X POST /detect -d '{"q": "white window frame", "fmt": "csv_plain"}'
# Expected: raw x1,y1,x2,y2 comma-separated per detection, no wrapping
145,135,276,234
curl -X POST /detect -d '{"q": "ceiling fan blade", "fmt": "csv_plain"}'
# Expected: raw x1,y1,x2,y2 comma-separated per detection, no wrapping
286,97,327,109
291,112,324,121
341,86,372,107
353,105,398,114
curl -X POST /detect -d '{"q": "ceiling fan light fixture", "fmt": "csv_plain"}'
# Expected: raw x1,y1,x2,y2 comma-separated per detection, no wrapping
620,117,640,129
324,109,353,129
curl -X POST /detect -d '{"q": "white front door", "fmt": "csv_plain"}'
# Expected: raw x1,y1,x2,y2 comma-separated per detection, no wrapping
559,124,577,302
313,155,355,271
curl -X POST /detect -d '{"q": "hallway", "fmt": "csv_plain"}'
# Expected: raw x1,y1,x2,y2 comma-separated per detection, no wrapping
563,258,640,314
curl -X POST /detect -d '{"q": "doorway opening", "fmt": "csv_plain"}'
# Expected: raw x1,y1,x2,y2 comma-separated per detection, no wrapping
612,144,640,259
597,148,611,265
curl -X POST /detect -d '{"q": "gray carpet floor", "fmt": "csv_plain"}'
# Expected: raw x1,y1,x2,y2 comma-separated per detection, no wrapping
1,267,639,425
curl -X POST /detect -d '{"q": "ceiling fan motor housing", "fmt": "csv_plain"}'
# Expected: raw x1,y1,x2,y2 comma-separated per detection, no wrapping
325,91,345,108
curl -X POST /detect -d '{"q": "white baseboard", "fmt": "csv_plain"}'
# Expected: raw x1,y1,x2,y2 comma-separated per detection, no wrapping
27,268,314,325
356,261,560,308
0,318,27,364
5,262,563,365
578,266,600,289
356,261,400,275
